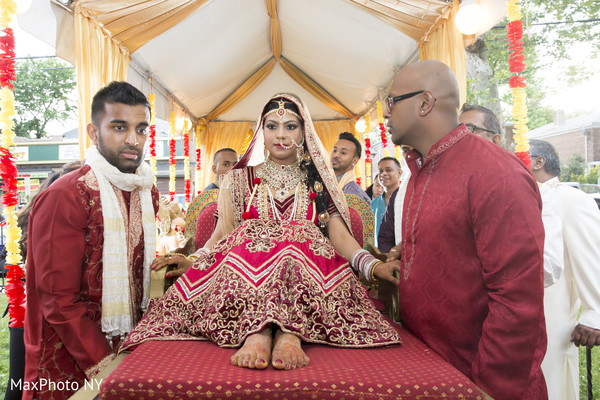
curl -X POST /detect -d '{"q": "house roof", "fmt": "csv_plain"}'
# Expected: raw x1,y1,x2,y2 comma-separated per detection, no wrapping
529,111,600,139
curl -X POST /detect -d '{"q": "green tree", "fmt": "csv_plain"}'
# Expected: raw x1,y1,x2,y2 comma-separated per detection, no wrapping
560,153,586,182
13,57,77,138
467,0,600,130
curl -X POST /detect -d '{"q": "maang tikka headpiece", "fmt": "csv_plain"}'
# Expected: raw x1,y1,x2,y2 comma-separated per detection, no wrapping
264,99,301,123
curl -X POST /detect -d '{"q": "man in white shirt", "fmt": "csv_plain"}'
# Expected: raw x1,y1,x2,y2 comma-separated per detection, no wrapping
529,139,600,400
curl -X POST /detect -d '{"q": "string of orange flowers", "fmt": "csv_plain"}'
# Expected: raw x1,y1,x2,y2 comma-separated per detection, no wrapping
148,92,157,184
506,0,530,167
0,0,25,328
168,110,176,201
195,123,204,195
363,114,372,187
183,120,191,205
353,124,362,186
376,101,389,157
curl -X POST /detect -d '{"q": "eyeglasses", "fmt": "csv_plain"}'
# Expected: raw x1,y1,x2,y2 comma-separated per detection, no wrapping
385,90,425,112
464,123,498,136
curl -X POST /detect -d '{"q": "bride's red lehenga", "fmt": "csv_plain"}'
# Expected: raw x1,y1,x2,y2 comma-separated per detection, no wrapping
122,94,400,352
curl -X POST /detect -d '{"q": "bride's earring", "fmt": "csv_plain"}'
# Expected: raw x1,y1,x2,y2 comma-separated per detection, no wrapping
297,146,304,160
264,147,270,159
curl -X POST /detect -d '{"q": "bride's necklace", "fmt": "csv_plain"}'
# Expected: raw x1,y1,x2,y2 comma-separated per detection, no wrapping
258,158,306,201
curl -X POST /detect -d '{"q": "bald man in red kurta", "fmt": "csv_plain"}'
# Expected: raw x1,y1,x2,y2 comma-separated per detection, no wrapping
383,61,547,399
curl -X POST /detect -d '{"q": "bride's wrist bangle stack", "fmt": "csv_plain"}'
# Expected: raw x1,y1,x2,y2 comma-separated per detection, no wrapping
350,249,382,283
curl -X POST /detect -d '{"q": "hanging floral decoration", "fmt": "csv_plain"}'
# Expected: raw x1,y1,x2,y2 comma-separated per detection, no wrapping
0,28,16,89
506,0,530,168
183,119,191,205
395,144,403,161
168,111,176,201
376,101,389,157
148,92,157,184
353,124,362,186
363,114,372,187
195,122,205,195
0,0,25,328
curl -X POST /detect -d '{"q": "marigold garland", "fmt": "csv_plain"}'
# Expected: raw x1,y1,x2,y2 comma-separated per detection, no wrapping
0,0,25,328
148,93,157,184
183,120,191,205
195,122,204,195
0,27,16,89
168,111,176,201
364,114,372,186
376,101,389,157
395,144,402,162
352,124,362,187
506,0,530,167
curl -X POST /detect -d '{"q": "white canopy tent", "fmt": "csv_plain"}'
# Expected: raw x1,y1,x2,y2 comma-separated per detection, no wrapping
18,0,505,190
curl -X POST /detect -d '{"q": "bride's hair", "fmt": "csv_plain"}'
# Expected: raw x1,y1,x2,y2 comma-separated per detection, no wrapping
262,98,330,236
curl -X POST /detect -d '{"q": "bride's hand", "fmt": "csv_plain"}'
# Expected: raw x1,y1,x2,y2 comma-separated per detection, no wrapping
151,254,192,277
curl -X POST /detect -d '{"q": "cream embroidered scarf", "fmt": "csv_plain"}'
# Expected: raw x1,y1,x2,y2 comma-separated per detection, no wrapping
86,146,156,337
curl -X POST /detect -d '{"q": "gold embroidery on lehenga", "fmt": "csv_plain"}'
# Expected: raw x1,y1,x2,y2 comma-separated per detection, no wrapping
122,164,401,352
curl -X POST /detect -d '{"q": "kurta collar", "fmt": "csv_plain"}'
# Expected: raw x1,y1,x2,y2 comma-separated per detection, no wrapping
543,176,561,189
405,124,469,170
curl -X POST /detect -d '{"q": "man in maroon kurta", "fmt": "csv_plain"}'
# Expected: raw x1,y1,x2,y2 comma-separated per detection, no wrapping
23,82,159,399
383,61,547,399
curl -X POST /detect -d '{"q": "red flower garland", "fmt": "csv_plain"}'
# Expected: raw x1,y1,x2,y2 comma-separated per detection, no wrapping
509,75,527,88
4,264,25,327
149,125,156,157
0,18,25,328
183,130,190,203
379,122,387,148
364,138,371,163
0,147,19,206
507,20,525,74
169,138,176,201
0,27,16,89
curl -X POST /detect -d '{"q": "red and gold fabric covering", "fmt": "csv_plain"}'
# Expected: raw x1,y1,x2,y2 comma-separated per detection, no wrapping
345,193,374,249
100,321,486,399
184,189,219,251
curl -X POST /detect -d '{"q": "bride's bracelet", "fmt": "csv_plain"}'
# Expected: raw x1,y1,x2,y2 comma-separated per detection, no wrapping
350,248,381,283
165,252,186,259
187,248,210,263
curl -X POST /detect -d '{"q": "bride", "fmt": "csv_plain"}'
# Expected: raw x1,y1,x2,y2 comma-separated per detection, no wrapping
122,93,402,370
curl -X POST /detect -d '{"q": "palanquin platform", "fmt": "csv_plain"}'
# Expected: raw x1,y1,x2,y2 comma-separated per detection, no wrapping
71,192,490,400
86,317,489,400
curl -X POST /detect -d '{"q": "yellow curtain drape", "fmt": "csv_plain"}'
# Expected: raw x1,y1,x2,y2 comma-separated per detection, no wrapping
280,57,355,119
313,120,354,154
198,121,252,190
265,0,282,60
74,5,130,159
205,58,276,121
418,0,467,105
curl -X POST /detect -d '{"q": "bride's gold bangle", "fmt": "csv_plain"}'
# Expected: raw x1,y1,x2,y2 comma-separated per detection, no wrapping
165,253,186,258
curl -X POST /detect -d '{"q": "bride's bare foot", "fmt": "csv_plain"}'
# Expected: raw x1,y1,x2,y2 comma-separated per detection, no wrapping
271,329,309,370
231,328,272,369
